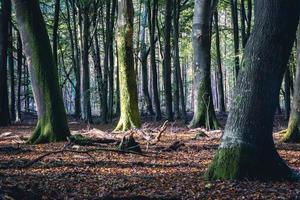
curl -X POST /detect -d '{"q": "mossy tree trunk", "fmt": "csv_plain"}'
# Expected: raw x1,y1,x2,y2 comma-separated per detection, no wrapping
189,0,219,130
13,0,70,144
0,0,11,126
114,0,141,131
207,0,300,180
283,24,300,143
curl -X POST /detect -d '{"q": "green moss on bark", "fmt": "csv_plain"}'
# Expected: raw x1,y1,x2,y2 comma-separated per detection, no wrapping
206,147,297,181
114,14,141,131
15,0,70,144
282,118,300,143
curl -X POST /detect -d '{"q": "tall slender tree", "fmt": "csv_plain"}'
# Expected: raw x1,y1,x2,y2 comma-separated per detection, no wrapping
207,0,300,180
189,0,219,129
0,0,11,126
163,0,173,121
148,0,161,121
114,0,141,131
13,0,70,144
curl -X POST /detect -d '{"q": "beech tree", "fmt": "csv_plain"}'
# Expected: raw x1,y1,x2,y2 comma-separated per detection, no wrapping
114,0,141,131
283,24,300,143
207,0,300,180
13,0,70,144
189,0,219,129
0,0,11,126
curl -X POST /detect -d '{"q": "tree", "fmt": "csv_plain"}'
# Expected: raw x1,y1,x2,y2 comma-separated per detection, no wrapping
206,0,300,180
189,0,219,129
148,0,161,121
214,10,226,113
114,0,141,131
0,0,11,126
282,25,300,143
140,0,154,116
13,0,70,144
163,0,173,121
80,2,92,123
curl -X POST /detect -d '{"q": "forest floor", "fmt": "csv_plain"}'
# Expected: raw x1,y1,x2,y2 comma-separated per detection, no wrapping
1,114,300,200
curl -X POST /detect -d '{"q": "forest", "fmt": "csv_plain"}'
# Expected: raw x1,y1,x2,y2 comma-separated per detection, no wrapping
0,0,300,199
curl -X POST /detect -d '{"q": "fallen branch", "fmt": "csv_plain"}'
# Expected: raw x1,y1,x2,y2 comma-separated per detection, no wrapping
23,147,152,168
152,120,169,144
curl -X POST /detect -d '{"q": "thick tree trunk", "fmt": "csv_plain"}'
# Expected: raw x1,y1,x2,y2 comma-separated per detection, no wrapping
163,0,173,121
114,0,141,131
0,0,11,126
283,25,300,143
13,0,70,144
189,0,219,130
207,0,300,180
148,0,161,121
214,11,225,113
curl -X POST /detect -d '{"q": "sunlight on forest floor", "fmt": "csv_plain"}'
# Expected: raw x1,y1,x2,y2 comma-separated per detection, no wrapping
0,116,300,199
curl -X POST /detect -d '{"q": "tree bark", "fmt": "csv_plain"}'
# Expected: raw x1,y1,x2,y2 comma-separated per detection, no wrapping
13,0,70,144
163,0,173,121
148,0,161,121
52,0,60,67
80,4,92,123
189,0,219,130
207,0,300,180
0,0,11,126
114,0,141,131
214,10,225,113
140,1,154,116
283,24,300,143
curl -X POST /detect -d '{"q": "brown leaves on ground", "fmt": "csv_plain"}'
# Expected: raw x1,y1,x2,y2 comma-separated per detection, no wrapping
0,118,300,199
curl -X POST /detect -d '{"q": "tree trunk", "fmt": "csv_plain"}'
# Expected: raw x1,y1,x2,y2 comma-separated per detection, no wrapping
173,0,187,122
283,24,300,143
163,0,173,121
189,0,219,130
148,0,161,121
140,1,154,116
80,4,92,123
230,0,240,78
8,5,16,121
52,0,60,67
0,0,11,126
214,10,225,113
16,33,22,122
13,0,70,144
284,67,291,119
108,0,116,121
207,0,300,180
114,0,141,131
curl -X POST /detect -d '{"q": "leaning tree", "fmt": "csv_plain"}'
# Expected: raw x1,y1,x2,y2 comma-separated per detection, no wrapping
189,0,219,129
207,0,300,180
282,24,300,143
13,0,70,144
114,0,141,131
